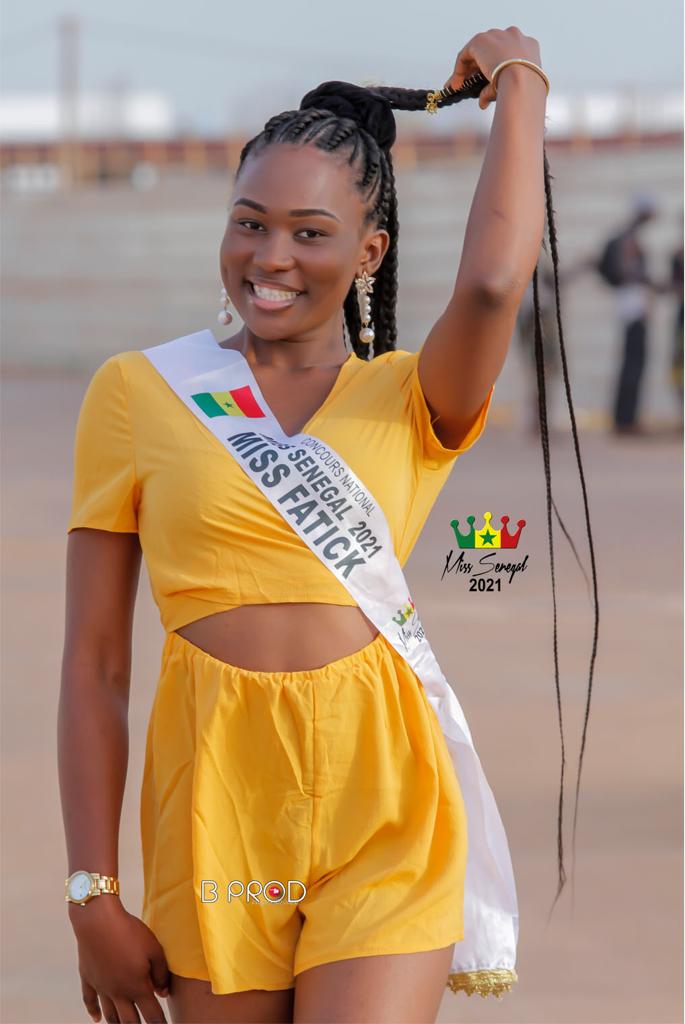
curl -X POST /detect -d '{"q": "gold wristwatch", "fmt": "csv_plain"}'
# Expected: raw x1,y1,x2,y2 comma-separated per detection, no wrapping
65,870,120,906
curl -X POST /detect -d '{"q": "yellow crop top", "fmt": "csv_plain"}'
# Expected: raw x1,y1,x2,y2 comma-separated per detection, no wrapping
67,339,495,633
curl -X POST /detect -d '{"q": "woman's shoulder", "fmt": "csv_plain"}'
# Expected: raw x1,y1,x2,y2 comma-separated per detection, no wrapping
369,346,415,361
85,347,148,380
109,348,153,375
343,347,421,411
365,346,418,372
365,346,420,385
77,350,167,431
90,348,162,395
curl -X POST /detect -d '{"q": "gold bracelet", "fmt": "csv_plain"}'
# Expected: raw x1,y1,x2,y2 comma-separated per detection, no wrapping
425,60,549,114
491,59,550,96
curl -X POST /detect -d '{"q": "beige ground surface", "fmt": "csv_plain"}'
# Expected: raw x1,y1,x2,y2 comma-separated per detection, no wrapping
1,368,682,1023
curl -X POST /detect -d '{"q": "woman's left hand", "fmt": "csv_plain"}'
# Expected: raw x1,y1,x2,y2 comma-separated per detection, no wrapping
444,26,542,110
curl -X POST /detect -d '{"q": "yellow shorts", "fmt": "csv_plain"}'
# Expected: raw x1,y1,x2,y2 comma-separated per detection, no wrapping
140,628,468,995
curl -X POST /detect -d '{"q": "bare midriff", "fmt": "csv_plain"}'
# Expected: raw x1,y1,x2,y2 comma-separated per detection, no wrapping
174,604,379,672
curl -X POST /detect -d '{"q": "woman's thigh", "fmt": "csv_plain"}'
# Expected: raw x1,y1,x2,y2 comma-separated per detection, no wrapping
167,973,295,1024
293,945,455,1024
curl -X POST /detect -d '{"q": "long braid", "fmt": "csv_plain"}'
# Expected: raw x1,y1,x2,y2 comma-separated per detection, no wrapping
541,147,601,917
234,75,600,918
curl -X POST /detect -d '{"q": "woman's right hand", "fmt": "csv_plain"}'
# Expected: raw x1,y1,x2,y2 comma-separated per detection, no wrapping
69,896,170,1023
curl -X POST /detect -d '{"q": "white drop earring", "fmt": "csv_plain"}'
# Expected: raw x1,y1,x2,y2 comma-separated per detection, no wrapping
355,269,375,345
218,284,234,326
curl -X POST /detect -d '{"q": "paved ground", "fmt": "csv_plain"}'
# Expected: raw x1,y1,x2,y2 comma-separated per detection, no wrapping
1,369,681,1023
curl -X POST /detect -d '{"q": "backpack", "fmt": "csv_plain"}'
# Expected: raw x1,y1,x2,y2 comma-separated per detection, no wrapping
596,234,626,288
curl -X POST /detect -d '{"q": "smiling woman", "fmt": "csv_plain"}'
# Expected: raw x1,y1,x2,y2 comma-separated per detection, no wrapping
234,195,340,306
222,171,363,337
61,46,599,1024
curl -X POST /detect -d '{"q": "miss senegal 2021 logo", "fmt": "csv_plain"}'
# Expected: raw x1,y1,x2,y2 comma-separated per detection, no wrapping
443,512,529,592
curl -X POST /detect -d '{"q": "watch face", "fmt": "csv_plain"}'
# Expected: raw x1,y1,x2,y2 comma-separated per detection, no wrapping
68,871,93,901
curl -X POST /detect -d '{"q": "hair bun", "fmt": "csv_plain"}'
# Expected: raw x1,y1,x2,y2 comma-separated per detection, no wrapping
299,80,396,152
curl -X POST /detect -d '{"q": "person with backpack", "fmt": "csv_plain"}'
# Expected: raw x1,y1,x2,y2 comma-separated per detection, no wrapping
668,218,683,426
597,193,660,435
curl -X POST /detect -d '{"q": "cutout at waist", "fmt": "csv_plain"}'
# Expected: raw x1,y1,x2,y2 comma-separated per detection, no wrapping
173,602,379,673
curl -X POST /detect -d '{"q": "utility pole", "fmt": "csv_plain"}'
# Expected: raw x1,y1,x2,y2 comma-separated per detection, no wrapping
57,14,80,188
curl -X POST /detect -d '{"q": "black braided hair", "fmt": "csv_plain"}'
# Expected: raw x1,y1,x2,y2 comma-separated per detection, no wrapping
234,77,600,919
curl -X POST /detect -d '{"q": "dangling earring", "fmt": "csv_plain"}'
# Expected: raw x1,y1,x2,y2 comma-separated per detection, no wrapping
218,284,234,326
355,269,375,345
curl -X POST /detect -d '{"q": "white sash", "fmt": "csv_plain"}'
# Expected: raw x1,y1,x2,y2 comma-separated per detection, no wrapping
142,329,519,997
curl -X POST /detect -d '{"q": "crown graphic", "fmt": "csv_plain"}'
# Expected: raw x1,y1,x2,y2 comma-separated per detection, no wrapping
392,597,416,626
449,512,526,549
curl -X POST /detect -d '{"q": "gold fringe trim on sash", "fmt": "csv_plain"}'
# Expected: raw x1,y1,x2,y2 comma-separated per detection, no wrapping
446,967,518,998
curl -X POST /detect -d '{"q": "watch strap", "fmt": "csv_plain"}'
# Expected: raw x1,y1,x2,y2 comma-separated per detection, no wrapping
91,873,120,896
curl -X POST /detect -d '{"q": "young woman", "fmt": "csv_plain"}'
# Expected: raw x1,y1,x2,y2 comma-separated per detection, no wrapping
60,27,597,1024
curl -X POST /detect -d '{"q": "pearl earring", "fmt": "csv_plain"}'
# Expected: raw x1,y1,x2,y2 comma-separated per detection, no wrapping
218,285,234,326
355,270,375,345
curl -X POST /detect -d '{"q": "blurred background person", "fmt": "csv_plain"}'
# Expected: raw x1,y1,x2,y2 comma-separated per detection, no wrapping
599,193,661,436
668,213,684,425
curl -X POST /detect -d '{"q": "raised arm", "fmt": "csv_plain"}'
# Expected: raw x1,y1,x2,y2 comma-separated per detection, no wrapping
418,27,548,449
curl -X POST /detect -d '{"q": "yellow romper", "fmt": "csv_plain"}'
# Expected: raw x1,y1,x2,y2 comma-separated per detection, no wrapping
67,340,495,996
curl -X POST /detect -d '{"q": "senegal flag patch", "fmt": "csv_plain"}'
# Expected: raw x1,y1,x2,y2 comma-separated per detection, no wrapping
191,384,266,418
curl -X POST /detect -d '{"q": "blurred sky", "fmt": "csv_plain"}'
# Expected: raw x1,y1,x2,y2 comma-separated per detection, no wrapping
1,0,683,135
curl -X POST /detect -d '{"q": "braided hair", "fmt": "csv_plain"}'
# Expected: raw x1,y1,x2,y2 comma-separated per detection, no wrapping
234,78,599,918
